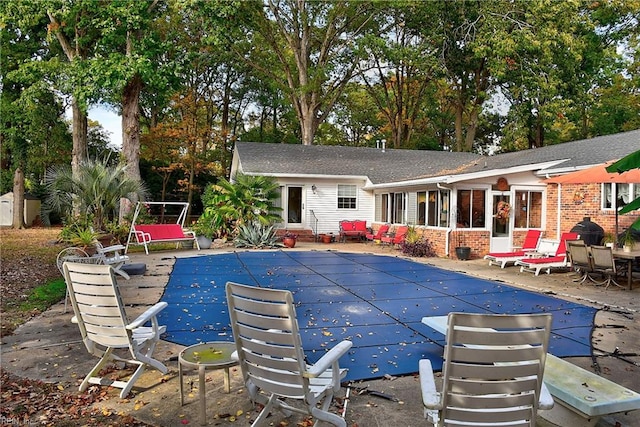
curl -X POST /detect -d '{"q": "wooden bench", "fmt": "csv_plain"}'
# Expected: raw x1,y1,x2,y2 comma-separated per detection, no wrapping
339,220,367,242
422,315,640,426
126,224,200,254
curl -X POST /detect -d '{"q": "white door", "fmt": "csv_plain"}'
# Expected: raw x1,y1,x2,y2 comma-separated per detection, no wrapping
489,192,511,252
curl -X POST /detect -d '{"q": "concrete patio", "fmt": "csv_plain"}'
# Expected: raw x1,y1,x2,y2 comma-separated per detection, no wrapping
2,241,639,427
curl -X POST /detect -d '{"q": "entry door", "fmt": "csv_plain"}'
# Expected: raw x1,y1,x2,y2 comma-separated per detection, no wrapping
490,192,511,252
286,186,303,225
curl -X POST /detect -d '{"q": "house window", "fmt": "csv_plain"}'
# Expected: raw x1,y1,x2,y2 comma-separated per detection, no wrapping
337,185,357,209
381,194,389,222
603,183,638,210
381,192,406,223
514,190,542,228
417,192,426,225
423,189,449,227
393,193,406,223
457,189,486,228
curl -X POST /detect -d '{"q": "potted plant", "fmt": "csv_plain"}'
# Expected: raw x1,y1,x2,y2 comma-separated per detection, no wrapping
454,232,471,260
191,215,217,249
282,231,298,248
621,229,636,252
602,232,616,248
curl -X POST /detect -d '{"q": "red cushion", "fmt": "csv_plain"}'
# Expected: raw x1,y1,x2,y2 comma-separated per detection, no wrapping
487,251,527,258
353,220,367,232
521,255,566,264
136,224,186,240
340,221,355,231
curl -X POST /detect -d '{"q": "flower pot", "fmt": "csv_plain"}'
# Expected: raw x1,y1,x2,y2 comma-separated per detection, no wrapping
197,235,212,249
321,234,332,244
623,244,633,253
455,246,471,260
282,237,297,248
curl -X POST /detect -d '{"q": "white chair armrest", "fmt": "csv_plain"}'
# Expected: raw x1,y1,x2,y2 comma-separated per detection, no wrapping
539,381,554,410
419,359,441,410
305,340,353,378
99,244,126,253
127,302,168,330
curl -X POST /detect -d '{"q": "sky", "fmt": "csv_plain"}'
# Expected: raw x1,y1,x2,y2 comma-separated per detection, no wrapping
89,106,122,148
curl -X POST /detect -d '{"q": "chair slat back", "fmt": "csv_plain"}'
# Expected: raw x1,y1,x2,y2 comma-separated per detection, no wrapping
590,245,615,270
567,240,591,270
440,312,552,427
522,230,542,250
63,262,130,350
226,282,308,399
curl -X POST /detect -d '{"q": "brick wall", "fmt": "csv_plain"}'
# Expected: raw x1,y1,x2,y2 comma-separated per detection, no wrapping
546,183,638,239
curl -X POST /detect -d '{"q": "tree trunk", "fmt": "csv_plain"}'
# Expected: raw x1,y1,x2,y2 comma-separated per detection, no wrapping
12,168,25,229
120,74,143,219
71,99,88,179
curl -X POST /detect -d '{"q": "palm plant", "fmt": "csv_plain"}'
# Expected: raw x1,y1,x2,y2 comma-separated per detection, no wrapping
200,174,282,237
45,159,148,232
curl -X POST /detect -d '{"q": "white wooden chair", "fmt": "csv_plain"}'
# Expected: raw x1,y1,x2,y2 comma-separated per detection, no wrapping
94,242,131,279
420,312,554,427
63,262,168,398
225,281,353,427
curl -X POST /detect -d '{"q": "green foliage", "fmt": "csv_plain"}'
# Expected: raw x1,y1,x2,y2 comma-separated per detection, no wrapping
45,159,147,232
19,278,67,312
200,174,282,237
234,221,281,249
58,217,100,247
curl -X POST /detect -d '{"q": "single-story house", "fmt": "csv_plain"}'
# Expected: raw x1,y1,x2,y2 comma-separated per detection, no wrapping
230,129,640,259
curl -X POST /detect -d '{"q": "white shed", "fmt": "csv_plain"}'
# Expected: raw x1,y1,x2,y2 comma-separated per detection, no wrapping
0,192,41,227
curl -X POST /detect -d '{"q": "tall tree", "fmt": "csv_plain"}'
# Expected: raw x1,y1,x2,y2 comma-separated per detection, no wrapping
357,1,440,149
239,0,375,145
0,8,71,227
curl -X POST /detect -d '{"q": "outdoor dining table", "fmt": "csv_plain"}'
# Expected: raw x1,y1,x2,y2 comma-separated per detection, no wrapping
612,248,640,290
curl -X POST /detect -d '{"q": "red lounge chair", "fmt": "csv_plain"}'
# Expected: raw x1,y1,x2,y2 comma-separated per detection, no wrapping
381,225,408,246
484,230,542,268
366,223,390,242
515,232,580,276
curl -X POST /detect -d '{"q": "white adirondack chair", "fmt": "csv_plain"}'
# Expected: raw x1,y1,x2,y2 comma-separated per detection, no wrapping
63,262,168,398
225,281,353,427
420,312,553,427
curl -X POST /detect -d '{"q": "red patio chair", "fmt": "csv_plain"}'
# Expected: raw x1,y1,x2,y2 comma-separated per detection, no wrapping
366,223,390,242
381,225,409,246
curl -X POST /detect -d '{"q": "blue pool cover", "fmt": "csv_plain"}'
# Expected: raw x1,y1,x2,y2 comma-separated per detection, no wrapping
158,250,597,382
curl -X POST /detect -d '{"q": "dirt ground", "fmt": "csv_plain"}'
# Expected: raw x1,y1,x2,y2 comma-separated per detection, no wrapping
1,228,155,426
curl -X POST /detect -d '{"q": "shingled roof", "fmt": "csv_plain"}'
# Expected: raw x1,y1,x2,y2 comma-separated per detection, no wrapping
235,129,640,185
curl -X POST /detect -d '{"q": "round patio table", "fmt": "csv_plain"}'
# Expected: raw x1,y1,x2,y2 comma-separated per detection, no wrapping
178,341,238,426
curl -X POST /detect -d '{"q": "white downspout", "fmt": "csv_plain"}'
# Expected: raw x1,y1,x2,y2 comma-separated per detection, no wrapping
556,184,562,240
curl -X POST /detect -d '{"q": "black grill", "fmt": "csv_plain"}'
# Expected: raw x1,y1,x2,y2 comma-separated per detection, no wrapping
570,217,604,246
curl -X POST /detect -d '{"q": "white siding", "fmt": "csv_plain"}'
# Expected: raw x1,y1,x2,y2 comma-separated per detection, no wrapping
274,179,374,234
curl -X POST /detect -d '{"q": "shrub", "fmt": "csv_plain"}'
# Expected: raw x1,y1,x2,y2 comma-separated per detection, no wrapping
401,238,436,258
234,221,281,248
